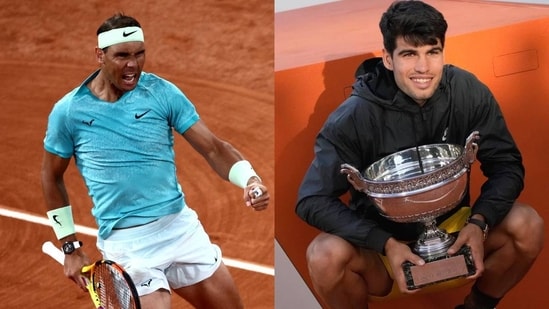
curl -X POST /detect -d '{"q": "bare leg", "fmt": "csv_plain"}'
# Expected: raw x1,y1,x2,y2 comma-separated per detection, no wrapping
306,233,393,309
139,289,171,309
464,202,544,308
172,262,243,309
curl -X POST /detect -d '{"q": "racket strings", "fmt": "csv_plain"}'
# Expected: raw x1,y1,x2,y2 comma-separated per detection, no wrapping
93,262,139,309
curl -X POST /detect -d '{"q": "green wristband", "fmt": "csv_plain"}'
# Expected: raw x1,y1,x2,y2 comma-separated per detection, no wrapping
46,205,76,239
228,160,261,188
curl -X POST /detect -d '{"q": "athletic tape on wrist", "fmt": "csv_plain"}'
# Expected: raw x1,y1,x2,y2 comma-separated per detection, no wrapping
228,160,261,188
46,205,76,240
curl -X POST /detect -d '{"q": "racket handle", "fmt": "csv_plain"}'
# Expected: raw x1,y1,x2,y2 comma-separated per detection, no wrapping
42,241,65,265
42,241,102,309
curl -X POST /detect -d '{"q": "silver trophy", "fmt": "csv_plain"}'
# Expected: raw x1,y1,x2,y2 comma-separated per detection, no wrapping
341,131,480,289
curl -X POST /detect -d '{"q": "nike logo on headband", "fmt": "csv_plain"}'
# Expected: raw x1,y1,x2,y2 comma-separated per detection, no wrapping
123,30,137,37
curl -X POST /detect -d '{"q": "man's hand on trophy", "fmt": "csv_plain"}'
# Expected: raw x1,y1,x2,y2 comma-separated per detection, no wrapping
448,225,486,279
384,238,425,294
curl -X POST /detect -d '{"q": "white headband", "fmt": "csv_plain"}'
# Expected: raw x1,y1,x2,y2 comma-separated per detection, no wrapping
97,26,144,49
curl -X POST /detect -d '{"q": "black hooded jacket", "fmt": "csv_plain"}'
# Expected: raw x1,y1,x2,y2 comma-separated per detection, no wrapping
295,57,524,253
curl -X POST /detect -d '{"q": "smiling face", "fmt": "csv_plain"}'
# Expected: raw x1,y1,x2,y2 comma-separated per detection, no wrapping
382,36,444,106
96,41,146,96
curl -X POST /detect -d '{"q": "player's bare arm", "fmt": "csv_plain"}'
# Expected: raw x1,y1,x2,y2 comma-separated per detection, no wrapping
182,120,269,210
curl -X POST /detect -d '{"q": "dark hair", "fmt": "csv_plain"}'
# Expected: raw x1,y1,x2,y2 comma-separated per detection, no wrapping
96,13,141,35
379,1,447,55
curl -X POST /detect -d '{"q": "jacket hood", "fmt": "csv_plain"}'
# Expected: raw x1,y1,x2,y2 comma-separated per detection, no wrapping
354,57,397,99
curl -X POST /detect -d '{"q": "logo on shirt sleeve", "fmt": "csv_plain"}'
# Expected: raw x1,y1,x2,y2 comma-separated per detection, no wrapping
82,119,95,126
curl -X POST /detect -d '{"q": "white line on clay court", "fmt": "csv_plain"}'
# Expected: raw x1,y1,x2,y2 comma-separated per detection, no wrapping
0,205,274,276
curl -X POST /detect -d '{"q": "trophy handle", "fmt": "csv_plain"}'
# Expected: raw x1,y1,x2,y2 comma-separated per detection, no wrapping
463,131,480,166
340,163,369,193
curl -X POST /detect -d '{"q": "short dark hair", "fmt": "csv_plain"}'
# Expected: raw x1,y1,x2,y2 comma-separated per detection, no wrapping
379,0,447,55
96,13,141,35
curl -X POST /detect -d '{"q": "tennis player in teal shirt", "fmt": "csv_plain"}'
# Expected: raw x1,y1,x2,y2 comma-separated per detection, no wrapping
42,13,269,309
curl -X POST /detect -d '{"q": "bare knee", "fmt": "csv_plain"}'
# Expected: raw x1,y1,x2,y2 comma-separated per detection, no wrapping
306,233,392,302
501,203,544,258
306,234,356,285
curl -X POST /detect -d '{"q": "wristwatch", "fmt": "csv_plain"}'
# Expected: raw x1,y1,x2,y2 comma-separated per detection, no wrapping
466,217,489,241
62,241,83,255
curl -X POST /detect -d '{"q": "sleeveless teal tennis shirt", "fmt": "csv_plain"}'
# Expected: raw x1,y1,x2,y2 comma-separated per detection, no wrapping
44,71,200,239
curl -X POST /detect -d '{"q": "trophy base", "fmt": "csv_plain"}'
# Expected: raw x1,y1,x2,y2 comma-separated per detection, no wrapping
402,245,476,290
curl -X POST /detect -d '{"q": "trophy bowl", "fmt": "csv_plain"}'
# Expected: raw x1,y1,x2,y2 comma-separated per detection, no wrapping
340,131,480,289
362,143,469,223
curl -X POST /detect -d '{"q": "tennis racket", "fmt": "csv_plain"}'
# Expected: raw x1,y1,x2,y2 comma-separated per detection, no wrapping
42,241,141,309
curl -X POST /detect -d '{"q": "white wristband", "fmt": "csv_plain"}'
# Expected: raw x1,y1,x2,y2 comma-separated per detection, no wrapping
228,160,261,188
46,205,76,240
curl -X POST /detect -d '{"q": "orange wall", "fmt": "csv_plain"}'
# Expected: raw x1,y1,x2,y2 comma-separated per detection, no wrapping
275,17,549,309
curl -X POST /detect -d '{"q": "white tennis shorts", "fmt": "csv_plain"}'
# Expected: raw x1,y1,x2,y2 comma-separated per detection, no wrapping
96,206,222,296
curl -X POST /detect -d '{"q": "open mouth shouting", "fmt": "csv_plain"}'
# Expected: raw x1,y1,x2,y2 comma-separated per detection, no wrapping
122,72,138,86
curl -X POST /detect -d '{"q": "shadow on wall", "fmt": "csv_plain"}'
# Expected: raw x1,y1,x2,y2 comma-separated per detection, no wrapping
275,53,374,308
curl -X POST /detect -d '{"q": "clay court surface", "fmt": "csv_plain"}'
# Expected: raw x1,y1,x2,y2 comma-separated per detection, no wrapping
0,1,273,308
